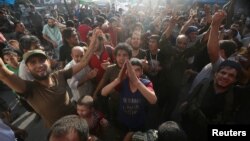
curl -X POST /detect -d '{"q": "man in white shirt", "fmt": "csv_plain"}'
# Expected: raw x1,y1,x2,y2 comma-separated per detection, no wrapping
64,46,97,102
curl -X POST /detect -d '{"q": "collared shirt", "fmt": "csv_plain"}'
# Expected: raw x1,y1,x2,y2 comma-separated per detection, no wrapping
42,24,62,47
64,60,93,101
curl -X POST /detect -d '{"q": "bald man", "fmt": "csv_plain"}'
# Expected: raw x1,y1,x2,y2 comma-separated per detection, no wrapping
64,46,98,102
176,34,188,50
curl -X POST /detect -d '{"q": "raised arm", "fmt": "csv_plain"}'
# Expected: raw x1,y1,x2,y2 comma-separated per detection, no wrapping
179,15,195,34
0,58,26,93
71,29,101,75
207,11,226,63
162,15,178,39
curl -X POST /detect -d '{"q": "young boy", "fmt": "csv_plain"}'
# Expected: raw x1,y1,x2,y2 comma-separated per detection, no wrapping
101,58,157,132
2,48,19,75
76,95,108,137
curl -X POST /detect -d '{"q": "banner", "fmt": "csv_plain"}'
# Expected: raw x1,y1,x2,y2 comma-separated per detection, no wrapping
0,0,15,5
79,0,93,4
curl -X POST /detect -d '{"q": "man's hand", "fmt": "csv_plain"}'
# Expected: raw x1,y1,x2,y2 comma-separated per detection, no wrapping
101,58,111,70
100,118,109,127
141,57,148,71
0,58,5,78
126,60,140,86
214,4,220,13
117,61,127,82
52,41,58,48
204,4,211,14
211,10,227,27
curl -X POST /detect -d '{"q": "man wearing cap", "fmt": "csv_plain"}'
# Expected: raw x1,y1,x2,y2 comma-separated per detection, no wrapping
0,30,99,127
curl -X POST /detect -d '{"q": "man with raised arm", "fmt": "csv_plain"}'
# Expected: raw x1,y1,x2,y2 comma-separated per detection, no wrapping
0,29,101,127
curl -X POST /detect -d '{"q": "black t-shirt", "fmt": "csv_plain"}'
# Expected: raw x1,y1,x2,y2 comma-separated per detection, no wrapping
59,42,86,63
200,81,226,121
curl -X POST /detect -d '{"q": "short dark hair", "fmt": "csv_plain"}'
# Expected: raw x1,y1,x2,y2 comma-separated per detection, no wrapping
77,96,94,108
149,34,160,44
130,58,143,69
219,40,237,58
2,48,18,57
62,27,76,44
216,60,242,80
14,21,22,29
158,121,187,141
66,20,75,28
19,35,40,53
83,17,91,25
96,15,105,24
133,22,144,31
114,43,132,58
48,115,89,141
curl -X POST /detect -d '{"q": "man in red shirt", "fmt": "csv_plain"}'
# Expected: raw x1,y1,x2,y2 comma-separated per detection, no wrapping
89,32,114,82
103,17,122,47
78,18,92,43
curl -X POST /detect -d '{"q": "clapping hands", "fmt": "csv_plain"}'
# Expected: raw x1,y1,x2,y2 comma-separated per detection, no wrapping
117,59,140,86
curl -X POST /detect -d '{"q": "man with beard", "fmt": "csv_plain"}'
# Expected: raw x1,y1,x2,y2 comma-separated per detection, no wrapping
42,17,63,60
129,31,146,59
157,16,207,121
0,30,99,127
59,27,87,68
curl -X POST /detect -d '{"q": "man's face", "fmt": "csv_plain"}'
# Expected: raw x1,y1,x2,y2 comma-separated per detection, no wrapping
148,39,158,52
132,65,143,78
26,56,51,80
94,39,103,52
188,32,198,42
71,49,84,63
48,19,56,28
49,130,80,141
214,67,237,88
176,36,188,49
30,42,42,50
3,53,19,68
131,33,141,50
67,31,79,46
115,50,129,67
77,105,91,118
16,23,25,33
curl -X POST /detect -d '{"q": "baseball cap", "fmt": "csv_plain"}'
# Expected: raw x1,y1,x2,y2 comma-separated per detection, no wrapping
132,130,158,141
185,26,198,35
23,49,47,64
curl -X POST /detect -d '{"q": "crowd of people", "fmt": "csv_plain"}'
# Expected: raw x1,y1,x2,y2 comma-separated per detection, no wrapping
0,1,250,141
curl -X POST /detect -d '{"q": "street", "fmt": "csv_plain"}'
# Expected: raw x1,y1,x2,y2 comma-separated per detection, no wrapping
1,89,49,141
